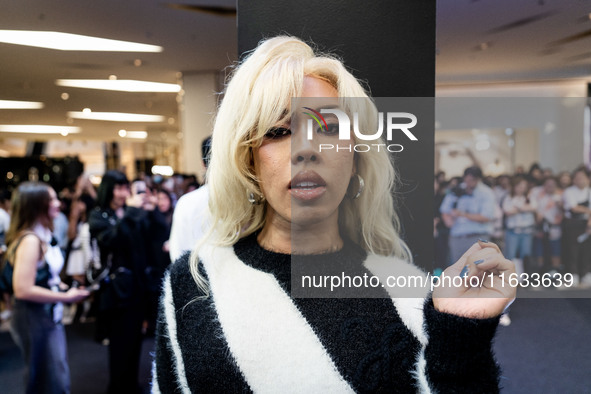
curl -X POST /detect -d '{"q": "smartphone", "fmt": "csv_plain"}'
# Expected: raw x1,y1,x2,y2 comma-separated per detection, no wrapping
131,180,147,195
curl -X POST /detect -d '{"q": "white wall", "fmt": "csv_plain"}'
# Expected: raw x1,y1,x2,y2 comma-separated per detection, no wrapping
436,81,589,173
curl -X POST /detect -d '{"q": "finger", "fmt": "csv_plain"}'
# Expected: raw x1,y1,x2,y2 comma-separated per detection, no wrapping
450,242,484,273
477,239,502,254
446,242,496,279
470,254,515,275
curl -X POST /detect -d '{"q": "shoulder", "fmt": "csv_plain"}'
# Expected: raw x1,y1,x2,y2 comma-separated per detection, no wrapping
16,232,42,247
563,186,576,195
476,183,494,198
166,252,208,306
10,232,42,262
176,186,209,208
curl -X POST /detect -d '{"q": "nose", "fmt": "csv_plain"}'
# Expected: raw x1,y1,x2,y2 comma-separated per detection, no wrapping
291,121,319,165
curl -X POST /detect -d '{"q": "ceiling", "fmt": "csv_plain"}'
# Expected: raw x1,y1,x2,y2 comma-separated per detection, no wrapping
1,0,591,144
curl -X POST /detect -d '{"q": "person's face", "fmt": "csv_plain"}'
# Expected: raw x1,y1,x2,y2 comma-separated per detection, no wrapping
543,179,556,194
253,76,355,229
499,176,510,189
48,188,61,220
573,171,589,189
559,173,571,187
157,191,171,213
514,180,527,196
111,184,130,210
463,174,479,192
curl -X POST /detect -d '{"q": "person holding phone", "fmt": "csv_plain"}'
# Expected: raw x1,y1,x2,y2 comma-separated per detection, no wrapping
89,170,153,393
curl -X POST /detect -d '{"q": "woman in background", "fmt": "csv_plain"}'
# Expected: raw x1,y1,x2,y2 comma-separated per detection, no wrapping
562,168,591,287
502,176,537,276
145,188,174,335
89,170,151,393
7,181,88,393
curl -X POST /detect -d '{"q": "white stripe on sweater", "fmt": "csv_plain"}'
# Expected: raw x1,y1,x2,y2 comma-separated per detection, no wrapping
200,244,354,394
150,359,161,394
363,254,432,393
161,272,191,394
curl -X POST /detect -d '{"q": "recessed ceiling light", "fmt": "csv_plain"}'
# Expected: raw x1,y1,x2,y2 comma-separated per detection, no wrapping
56,79,181,93
0,30,162,52
0,100,44,109
119,130,148,139
152,165,174,176
0,125,81,134
479,42,491,51
60,93,69,100
68,111,165,122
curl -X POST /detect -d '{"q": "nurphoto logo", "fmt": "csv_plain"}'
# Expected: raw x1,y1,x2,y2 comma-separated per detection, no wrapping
303,107,419,153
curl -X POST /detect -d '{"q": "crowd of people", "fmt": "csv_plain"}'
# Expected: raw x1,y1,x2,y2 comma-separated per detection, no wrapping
3,153,588,391
435,163,591,290
0,156,208,392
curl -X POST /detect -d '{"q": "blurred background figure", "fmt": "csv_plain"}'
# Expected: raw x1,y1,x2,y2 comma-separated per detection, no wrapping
89,170,152,393
532,176,563,277
0,189,12,324
440,166,496,264
169,136,212,262
561,168,591,288
6,182,88,393
502,177,536,278
144,188,174,336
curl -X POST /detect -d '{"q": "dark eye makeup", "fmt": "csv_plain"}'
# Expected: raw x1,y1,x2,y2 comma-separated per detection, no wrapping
265,127,291,139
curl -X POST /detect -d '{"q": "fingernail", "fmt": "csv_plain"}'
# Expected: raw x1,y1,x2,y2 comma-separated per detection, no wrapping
478,238,489,243
459,265,469,278
474,259,485,265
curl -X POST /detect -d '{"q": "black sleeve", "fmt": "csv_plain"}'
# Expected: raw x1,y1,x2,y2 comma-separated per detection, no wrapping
423,298,501,393
88,206,146,250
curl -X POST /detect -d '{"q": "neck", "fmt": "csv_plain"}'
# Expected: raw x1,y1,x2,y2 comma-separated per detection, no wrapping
257,209,343,255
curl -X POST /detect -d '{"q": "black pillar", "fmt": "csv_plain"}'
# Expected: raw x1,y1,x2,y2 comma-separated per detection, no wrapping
237,0,435,267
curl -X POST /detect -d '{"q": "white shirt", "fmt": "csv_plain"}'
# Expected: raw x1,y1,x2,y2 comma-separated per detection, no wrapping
0,208,10,247
563,185,590,218
33,223,64,287
169,185,210,262
502,195,537,229
33,223,64,322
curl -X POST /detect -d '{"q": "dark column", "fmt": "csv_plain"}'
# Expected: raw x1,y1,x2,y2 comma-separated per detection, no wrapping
237,0,435,268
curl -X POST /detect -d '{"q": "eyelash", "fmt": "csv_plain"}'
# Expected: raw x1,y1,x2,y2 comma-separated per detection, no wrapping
265,127,291,139
264,123,339,139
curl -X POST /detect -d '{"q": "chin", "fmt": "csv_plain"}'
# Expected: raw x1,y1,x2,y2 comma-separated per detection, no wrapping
290,207,335,228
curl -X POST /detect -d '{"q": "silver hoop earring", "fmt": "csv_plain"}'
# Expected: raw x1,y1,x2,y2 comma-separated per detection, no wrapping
248,191,262,205
352,174,364,200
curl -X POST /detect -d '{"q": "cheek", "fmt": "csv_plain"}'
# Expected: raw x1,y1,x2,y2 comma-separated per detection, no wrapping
255,144,290,192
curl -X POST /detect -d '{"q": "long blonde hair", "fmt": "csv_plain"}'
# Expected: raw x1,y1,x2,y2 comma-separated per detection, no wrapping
189,36,411,292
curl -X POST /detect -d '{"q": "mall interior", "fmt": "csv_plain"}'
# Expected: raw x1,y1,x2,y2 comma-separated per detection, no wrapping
1,0,591,393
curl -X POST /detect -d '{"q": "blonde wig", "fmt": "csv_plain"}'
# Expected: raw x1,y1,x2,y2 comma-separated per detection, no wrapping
190,36,411,291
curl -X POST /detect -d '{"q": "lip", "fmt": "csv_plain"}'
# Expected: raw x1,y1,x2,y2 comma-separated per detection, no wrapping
289,170,327,201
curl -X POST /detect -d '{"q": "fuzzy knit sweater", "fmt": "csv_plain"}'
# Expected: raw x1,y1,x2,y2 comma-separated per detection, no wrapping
153,233,501,393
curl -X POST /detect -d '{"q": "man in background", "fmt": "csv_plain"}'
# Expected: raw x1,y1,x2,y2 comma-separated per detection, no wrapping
169,136,212,262
440,166,496,264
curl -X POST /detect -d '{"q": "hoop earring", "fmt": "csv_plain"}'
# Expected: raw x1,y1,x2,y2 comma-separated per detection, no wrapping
352,174,364,200
248,191,262,205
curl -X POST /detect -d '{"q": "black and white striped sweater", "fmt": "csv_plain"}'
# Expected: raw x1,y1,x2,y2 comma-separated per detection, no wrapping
153,233,501,393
